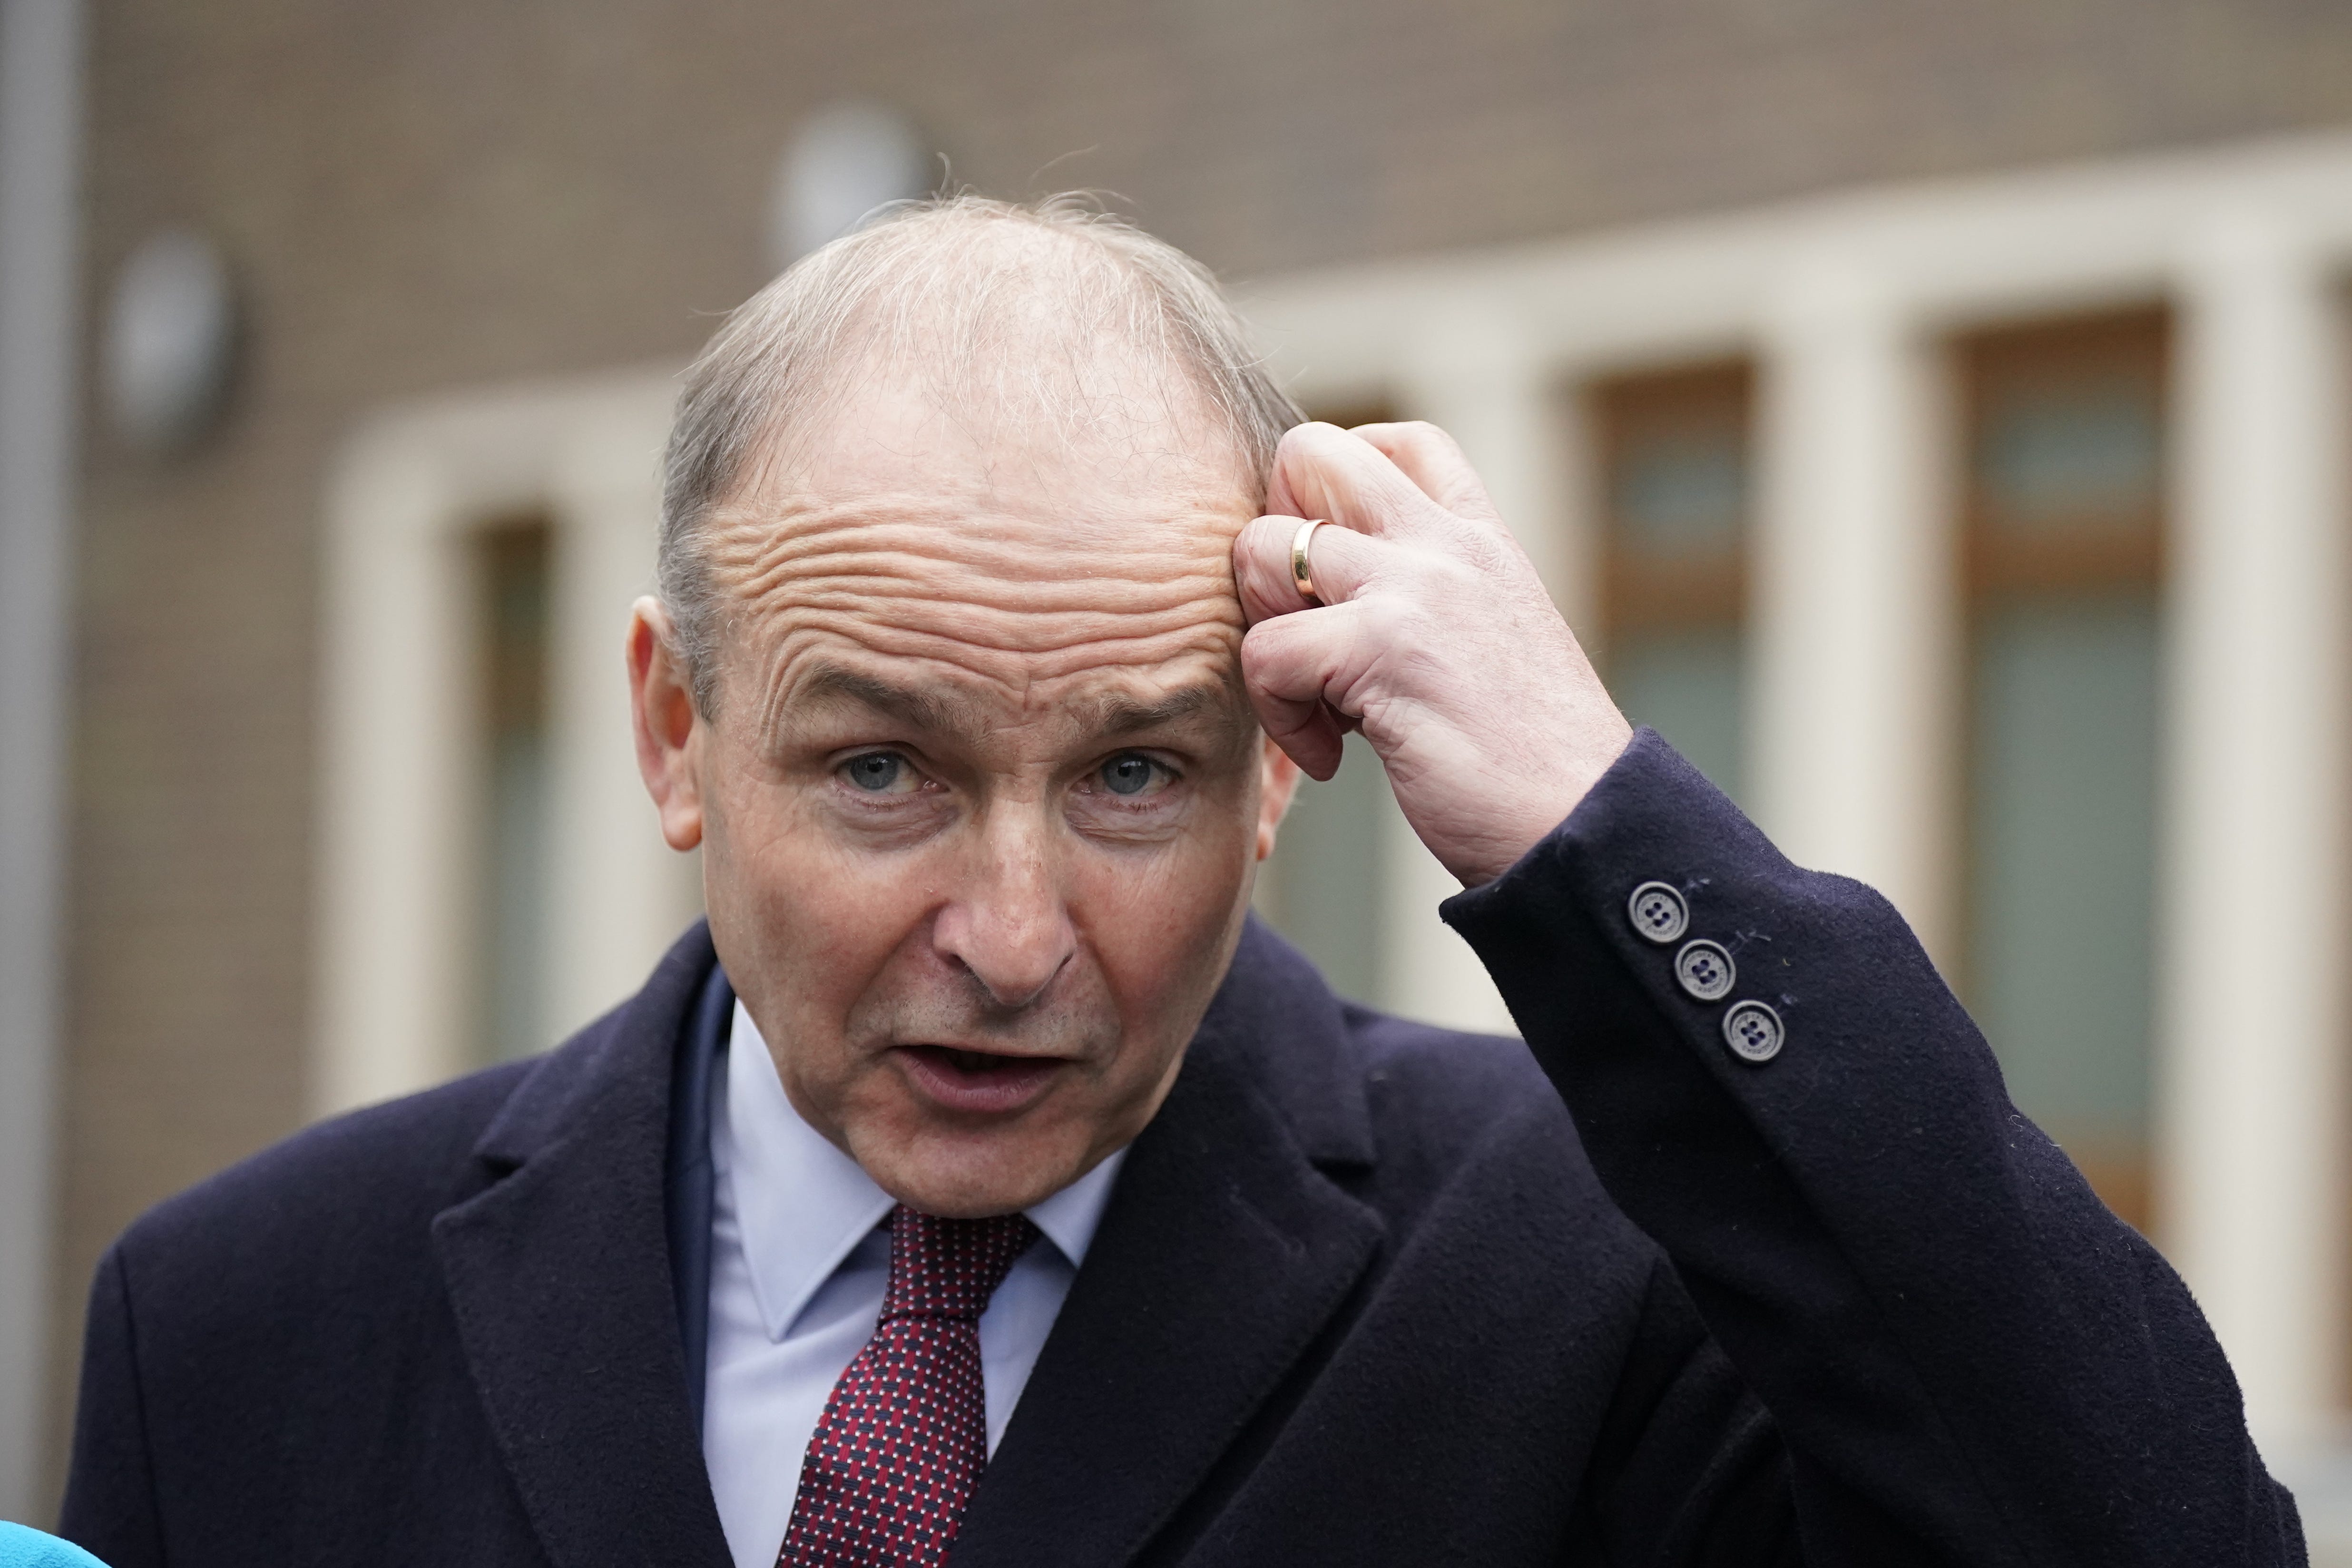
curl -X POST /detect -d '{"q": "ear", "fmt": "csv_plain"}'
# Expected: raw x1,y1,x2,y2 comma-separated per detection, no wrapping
1254,731,1302,862
627,597,707,852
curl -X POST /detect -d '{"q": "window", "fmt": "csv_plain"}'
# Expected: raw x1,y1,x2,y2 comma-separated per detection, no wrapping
1592,363,1753,804
476,516,555,1063
1959,311,2167,1233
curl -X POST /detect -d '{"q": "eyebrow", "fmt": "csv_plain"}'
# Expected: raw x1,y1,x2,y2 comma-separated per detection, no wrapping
1073,683,1233,738
788,663,967,739
777,661,1246,751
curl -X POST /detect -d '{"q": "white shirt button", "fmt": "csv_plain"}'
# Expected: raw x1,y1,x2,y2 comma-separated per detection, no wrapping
1723,1000,1784,1063
1674,940,1735,1002
1627,881,1689,944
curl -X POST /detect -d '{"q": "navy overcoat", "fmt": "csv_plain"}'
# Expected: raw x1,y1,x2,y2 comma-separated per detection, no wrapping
60,733,2302,1565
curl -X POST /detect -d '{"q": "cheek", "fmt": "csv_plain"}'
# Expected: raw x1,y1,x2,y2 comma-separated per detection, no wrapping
703,771,934,1031
1071,799,1258,1033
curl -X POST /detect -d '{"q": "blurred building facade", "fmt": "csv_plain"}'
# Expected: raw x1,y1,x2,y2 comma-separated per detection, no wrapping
10,0,2352,1537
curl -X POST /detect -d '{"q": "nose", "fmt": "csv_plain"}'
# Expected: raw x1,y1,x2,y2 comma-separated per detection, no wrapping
931,811,1077,1011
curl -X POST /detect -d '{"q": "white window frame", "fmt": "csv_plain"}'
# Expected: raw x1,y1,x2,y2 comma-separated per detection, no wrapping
315,370,702,1117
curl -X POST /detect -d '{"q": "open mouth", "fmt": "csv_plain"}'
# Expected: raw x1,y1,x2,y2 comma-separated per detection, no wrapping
894,1043,1066,1114
937,1047,1020,1075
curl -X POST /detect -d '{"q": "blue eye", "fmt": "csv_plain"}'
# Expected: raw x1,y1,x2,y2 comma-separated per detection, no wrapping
1100,755,1158,796
843,753,905,792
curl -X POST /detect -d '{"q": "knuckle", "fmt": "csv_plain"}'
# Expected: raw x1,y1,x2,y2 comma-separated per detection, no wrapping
1359,592,1420,646
1424,549,1485,595
1238,636,1284,690
1397,420,1460,461
1455,530,1508,576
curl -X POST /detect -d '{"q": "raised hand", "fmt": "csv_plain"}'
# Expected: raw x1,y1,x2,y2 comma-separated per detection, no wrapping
1231,421,1632,888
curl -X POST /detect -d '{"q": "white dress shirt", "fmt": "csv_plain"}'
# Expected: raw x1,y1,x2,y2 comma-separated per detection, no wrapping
702,1000,1127,1568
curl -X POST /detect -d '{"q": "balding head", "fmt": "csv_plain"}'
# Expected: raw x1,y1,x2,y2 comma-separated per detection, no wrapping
657,194,1303,714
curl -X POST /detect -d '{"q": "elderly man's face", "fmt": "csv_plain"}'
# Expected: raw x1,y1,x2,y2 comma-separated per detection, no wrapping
630,366,1295,1216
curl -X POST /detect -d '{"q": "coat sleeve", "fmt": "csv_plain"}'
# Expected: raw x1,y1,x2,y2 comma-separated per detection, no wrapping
1441,728,2304,1568
57,1246,165,1568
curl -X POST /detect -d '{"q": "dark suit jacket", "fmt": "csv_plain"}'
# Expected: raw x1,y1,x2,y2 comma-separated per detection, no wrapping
60,732,2303,1565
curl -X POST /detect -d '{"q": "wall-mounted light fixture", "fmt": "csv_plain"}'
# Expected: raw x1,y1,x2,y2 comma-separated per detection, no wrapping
768,100,935,272
102,228,238,455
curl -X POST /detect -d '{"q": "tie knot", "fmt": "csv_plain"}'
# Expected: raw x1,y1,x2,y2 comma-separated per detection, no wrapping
881,1205,1040,1321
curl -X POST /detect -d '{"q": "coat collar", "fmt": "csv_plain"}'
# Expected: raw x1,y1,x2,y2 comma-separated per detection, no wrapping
1201,911,1377,1169
434,914,1380,1568
433,922,734,1568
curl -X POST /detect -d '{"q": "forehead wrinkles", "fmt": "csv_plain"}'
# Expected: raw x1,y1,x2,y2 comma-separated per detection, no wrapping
707,502,1247,720
714,499,1235,603
711,505,1242,638
748,624,1245,755
755,640,1249,764
755,616,1239,715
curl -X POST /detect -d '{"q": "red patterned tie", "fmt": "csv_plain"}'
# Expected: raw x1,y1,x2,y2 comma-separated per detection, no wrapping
776,1205,1040,1567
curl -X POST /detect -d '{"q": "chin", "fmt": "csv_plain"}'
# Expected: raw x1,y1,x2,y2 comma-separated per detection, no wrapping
861,1129,1081,1219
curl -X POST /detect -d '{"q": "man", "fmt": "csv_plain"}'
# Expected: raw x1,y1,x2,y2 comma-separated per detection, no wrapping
62,197,2299,1566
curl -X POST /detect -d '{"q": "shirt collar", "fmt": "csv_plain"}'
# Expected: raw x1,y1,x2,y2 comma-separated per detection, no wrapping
722,998,1127,1342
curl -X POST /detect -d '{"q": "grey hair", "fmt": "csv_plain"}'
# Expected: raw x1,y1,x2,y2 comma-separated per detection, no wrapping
656,192,1305,715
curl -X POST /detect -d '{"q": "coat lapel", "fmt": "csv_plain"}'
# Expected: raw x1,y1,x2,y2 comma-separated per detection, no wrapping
430,915,1377,1568
433,924,733,1568
951,920,1385,1567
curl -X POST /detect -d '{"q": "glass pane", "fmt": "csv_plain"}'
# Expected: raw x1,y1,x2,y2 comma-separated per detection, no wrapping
480,522,553,1064
1609,625,1745,806
1979,377,2161,532
1614,429,1746,558
1259,732,1387,1006
1968,596,2159,1157
1600,367,1750,804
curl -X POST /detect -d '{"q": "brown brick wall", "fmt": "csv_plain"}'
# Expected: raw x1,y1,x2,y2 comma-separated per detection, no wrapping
50,0,2352,1506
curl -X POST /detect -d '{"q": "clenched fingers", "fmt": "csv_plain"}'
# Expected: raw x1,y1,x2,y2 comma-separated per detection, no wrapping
1342,421,1501,525
1264,422,1467,546
1237,598,1386,781
1231,513,1392,626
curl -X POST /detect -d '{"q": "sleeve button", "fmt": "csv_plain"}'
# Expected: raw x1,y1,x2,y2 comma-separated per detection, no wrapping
1627,881,1689,944
1722,1000,1784,1064
1675,940,1736,1001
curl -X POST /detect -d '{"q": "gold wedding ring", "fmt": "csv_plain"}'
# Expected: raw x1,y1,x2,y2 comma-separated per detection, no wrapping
1290,519,1327,606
